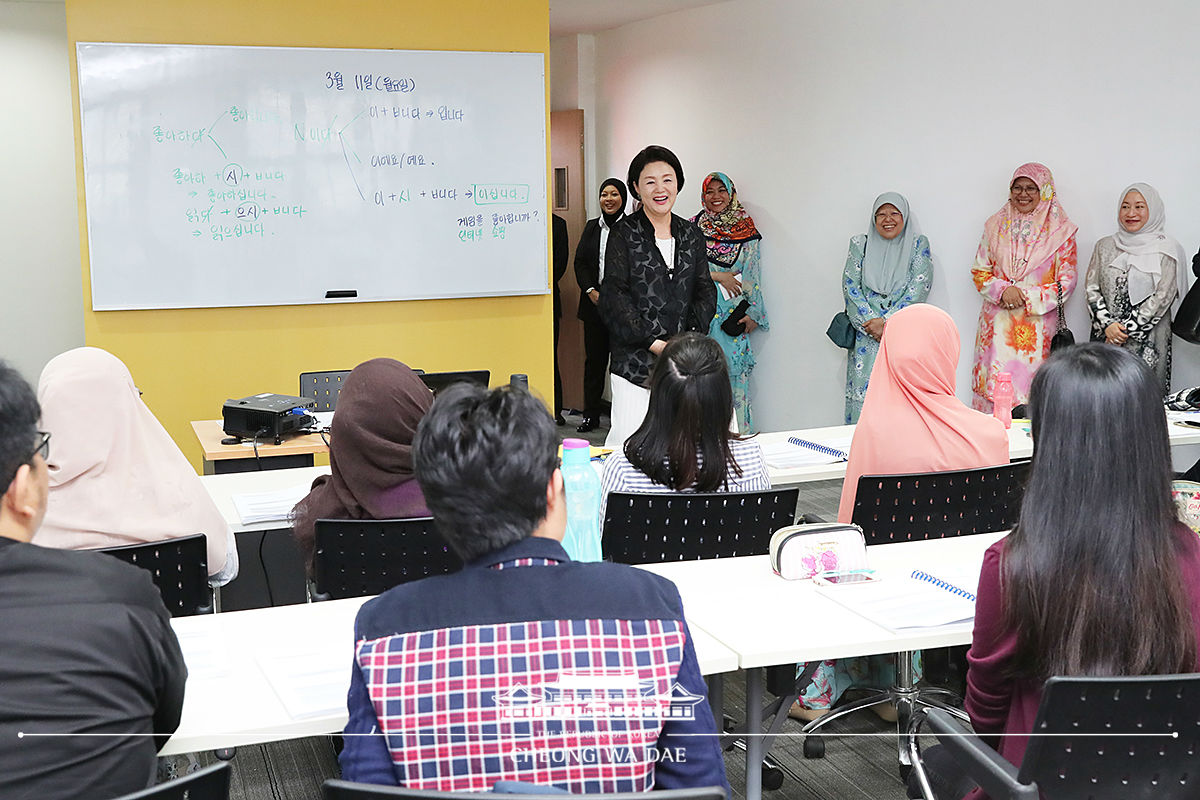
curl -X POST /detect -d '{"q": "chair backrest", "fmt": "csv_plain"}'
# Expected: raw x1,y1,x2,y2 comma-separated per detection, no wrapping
96,533,213,616
322,780,727,800
850,461,1029,544
1018,674,1200,799
300,370,352,411
312,517,462,600
417,370,490,395
115,762,230,800
602,488,799,564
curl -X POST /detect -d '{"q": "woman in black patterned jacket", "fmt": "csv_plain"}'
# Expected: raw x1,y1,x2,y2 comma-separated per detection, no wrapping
599,145,718,447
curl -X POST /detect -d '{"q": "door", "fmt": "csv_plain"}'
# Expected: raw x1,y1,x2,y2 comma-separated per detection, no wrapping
550,109,586,414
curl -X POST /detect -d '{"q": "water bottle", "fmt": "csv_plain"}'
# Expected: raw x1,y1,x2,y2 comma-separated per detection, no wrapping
560,437,603,562
509,373,529,391
993,372,1014,429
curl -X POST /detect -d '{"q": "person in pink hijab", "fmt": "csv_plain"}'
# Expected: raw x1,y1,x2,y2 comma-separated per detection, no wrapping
34,347,238,584
970,162,1078,413
795,304,1010,719
839,303,1010,522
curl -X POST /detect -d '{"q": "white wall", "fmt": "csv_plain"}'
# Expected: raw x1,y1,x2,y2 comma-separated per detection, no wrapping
593,0,1200,431
0,1,84,383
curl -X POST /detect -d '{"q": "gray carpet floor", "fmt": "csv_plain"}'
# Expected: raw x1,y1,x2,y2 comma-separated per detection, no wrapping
189,448,919,799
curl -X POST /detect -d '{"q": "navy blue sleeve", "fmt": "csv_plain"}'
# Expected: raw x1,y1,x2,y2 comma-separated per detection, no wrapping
653,619,730,795
339,635,399,785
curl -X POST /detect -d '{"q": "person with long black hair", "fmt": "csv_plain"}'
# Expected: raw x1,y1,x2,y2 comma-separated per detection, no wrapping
598,332,768,521
921,343,1200,799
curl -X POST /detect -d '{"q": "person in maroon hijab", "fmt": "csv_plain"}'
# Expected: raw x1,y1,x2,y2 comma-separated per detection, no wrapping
291,358,433,572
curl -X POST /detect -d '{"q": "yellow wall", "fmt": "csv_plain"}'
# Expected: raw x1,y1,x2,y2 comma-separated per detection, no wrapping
65,0,552,470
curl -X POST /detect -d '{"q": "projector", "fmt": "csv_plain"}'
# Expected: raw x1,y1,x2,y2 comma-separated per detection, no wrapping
222,393,316,444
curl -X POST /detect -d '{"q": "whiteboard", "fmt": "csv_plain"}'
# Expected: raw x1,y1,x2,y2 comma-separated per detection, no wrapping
76,43,548,311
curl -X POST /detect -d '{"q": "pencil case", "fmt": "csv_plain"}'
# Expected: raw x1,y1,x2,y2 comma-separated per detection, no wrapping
769,522,867,580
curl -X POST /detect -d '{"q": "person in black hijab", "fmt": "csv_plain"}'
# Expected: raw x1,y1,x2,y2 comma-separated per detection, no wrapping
572,178,628,432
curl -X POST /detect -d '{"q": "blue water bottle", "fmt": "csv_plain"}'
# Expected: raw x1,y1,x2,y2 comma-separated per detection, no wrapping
561,438,603,562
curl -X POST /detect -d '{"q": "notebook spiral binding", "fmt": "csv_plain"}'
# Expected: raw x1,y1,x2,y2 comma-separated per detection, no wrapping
910,569,976,602
787,436,849,461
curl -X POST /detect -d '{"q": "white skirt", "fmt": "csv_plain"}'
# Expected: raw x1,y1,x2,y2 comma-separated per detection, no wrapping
605,374,651,449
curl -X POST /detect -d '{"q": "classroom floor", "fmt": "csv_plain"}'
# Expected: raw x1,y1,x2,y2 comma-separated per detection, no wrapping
186,479,927,799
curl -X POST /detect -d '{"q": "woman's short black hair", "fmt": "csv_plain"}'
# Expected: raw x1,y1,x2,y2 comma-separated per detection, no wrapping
0,361,40,492
627,145,685,200
624,332,741,492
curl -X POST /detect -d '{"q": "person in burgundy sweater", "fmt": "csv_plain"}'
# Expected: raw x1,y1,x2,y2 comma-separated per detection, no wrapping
916,343,1200,800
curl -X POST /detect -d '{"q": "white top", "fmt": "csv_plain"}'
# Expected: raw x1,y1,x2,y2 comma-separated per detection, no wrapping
599,438,771,522
655,236,675,272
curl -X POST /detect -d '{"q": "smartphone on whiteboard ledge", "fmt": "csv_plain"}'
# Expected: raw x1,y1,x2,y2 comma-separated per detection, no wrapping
812,569,880,587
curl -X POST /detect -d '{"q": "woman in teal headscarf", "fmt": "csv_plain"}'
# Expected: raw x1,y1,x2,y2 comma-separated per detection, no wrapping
842,192,933,423
691,171,769,432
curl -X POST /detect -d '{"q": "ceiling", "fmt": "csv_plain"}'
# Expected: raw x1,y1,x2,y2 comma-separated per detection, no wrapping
549,0,729,36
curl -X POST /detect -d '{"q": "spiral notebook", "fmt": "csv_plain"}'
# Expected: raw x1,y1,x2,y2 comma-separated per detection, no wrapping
788,436,850,461
761,435,853,468
816,568,979,631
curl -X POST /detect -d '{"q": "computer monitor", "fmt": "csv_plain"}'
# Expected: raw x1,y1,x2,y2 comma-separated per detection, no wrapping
418,369,491,395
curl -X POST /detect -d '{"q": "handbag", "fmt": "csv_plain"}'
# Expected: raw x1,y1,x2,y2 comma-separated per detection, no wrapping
1173,278,1200,344
720,298,752,337
825,311,855,350
769,522,867,580
1050,281,1075,352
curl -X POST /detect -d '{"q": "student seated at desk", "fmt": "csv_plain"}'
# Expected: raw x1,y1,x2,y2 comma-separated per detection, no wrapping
794,304,1008,721
339,383,728,793
599,332,769,522
0,360,186,800
34,347,238,584
291,358,432,572
916,343,1200,800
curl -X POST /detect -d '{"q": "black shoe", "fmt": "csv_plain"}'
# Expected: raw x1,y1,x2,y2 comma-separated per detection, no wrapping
555,413,567,426
576,416,599,433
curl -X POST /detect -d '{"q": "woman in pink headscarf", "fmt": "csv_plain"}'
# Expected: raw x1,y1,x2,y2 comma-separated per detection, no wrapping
794,304,1009,719
970,163,1078,412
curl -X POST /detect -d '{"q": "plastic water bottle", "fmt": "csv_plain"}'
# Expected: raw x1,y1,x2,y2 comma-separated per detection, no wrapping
993,372,1014,429
561,438,603,562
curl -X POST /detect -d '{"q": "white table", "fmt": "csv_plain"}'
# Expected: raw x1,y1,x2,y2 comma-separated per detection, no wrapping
163,596,738,756
201,465,330,533
640,531,1008,800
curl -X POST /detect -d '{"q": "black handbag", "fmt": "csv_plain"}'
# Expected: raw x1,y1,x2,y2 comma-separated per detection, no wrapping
1173,278,1200,344
1050,281,1075,352
720,298,752,336
826,311,855,349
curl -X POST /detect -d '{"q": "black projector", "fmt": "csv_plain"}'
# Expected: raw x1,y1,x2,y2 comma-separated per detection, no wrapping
222,393,316,444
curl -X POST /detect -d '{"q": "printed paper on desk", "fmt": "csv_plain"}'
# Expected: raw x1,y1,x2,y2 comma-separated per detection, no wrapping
231,485,311,525
256,647,348,720
816,572,977,631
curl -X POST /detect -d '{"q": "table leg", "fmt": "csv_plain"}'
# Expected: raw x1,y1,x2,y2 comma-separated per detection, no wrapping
745,666,763,800
706,673,724,725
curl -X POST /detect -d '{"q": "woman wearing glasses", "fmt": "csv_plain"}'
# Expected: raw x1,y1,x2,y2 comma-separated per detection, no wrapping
970,163,1077,413
840,192,932,423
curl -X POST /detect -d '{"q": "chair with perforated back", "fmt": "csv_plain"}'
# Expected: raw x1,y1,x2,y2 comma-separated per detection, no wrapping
601,488,799,564
909,674,1200,800
322,781,727,800
300,370,351,411
311,517,462,601
797,460,1030,768
112,762,230,800
95,533,214,616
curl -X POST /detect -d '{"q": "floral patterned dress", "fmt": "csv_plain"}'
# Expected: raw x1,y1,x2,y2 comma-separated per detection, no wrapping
842,234,933,423
970,234,1078,412
706,238,768,432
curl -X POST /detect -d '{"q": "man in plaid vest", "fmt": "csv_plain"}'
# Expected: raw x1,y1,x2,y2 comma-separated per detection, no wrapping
339,383,728,793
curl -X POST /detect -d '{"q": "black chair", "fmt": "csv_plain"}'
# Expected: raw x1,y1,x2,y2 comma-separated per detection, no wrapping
910,674,1200,800
96,533,214,616
601,488,799,564
417,370,490,395
323,781,727,800
114,762,230,800
311,517,462,601
300,370,351,411
797,460,1030,768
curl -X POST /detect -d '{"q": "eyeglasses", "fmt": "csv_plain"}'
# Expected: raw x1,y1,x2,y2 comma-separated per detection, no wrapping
1010,185,1040,196
29,431,50,464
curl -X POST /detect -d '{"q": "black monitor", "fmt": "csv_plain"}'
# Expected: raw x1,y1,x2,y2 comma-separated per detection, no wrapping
418,370,490,395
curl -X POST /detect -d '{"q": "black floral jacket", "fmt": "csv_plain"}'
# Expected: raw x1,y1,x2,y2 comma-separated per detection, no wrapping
599,209,718,387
